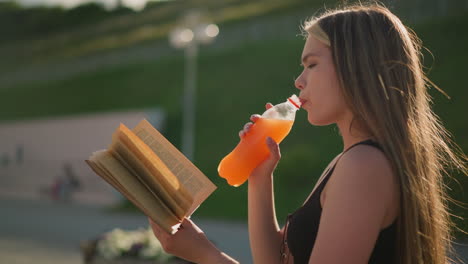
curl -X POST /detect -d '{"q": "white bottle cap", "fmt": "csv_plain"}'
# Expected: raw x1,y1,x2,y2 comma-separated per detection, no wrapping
288,94,302,109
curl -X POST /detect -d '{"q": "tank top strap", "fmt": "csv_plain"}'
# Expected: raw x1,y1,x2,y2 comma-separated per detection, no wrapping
331,139,383,174
343,139,381,154
313,139,381,195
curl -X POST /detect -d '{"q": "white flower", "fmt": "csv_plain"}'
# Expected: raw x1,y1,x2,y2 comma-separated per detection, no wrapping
95,226,173,261
138,228,172,260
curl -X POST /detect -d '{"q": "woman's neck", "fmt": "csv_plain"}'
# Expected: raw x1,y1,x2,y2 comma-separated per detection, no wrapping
337,114,374,152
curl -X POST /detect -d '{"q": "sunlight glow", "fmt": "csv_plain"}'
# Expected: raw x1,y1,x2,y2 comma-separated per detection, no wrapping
205,24,219,38
179,29,194,43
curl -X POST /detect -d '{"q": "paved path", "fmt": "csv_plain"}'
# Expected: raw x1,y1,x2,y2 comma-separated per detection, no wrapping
0,197,466,264
0,198,252,264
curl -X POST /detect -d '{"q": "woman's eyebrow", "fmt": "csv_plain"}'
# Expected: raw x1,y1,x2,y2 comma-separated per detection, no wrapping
301,52,320,64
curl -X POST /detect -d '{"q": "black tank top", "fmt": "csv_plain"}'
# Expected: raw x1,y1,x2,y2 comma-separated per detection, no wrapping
284,140,397,264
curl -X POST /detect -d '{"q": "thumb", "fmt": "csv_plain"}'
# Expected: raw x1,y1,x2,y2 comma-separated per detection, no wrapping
265,137,281,163
249,137,281,180
180,217,203,233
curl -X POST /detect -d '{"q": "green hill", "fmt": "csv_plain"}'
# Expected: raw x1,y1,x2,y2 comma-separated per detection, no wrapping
0,0,316,71
0,3,466,238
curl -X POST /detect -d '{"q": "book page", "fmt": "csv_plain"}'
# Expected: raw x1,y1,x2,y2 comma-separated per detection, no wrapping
86,150,180,234
110,124,192,219
133,119,217,215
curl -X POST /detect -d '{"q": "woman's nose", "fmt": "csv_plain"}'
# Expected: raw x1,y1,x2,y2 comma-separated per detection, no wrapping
295,74,304,90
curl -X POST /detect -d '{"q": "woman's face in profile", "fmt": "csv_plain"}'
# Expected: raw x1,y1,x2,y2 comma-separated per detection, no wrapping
295,36,350,126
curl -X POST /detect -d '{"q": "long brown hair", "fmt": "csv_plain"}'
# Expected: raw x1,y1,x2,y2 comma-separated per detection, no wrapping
304,3,467,264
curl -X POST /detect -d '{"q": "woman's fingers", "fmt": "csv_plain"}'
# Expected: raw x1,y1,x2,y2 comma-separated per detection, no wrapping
250,114,261,122
239,122,254,139
244,122,253,131
179,217,203,234
239,104,271,139
149,218,170,243
239,123,251,138
149,218,161,235
148,217,217,264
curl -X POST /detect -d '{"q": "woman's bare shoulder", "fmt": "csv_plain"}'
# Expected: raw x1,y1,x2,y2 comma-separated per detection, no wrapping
324,143,399,224
311,144,399,263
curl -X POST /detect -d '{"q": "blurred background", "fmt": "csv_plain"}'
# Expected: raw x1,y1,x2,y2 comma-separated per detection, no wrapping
0,0,466,263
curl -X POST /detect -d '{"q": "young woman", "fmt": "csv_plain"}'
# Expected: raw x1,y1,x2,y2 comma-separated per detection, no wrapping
150,3,466,264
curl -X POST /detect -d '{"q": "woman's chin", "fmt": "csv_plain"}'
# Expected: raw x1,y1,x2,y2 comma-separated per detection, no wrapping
308,115,334,126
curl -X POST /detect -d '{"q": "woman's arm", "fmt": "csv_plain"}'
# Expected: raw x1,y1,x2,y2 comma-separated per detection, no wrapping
307,145,398,264
248,136,283,264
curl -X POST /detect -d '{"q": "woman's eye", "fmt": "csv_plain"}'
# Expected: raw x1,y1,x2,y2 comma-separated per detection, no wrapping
307,64,317,69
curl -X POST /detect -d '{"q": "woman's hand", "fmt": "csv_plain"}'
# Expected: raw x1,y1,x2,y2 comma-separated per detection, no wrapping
149,217,214,263
149,217,238,264
240,103,282,183
238,103,273,139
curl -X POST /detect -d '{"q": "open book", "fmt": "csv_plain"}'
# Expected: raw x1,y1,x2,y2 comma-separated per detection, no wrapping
86,119,217,234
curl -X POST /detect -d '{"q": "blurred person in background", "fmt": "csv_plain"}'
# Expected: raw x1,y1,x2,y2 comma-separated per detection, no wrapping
150,3,467,264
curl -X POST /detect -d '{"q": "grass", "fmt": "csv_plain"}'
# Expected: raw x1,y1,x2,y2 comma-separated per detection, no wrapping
1,11,467,237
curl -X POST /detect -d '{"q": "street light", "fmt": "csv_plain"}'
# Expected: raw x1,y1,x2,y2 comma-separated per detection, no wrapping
169,12,219,161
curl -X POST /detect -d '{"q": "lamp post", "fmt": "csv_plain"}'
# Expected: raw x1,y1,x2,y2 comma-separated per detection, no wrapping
169,12,219,161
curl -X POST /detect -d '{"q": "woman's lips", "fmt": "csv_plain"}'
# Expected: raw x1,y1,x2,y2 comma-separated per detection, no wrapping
299,98,307,106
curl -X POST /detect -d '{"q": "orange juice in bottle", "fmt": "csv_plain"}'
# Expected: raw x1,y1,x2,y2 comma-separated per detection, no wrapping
218,95,301,186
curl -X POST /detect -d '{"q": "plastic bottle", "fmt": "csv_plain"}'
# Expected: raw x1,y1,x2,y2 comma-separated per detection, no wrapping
218,94,301,186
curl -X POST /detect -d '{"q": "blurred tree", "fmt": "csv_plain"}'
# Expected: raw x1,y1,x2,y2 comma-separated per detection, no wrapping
0,1,134,42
